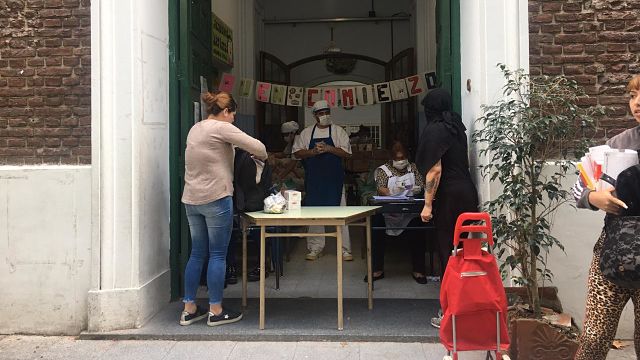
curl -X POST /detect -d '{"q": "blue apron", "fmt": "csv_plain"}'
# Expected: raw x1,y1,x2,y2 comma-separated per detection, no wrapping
302,125,344,206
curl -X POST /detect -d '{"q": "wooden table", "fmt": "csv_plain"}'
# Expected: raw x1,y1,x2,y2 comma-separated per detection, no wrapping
240,206,379,330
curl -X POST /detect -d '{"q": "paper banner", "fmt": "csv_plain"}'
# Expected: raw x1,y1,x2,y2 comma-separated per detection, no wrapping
232,70,436,106
356,85,375,106
340,87,357,108
405,75,424,96
374,82,392,103
256,82,272,103
238,78,254,98
271,84,287,105
423,71,437,90
390,79,408,100
286,86,304,107
323,88,338,107
305,88,322,108
218,73,236,93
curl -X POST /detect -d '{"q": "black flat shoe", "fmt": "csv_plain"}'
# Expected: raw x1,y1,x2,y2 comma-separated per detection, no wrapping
247,267,269,282
363,272,385,282
412,273,428,284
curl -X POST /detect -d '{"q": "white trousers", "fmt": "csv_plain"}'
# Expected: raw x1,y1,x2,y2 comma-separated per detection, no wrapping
306,188,352,253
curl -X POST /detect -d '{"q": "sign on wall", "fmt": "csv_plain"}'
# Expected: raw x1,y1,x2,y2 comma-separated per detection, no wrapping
212,13,233,68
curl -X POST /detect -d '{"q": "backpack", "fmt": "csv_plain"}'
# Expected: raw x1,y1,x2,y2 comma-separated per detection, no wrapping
233,148,273,212
597,164,640,288
616,164,640,216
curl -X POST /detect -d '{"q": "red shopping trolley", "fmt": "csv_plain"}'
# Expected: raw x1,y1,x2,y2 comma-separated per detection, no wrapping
440,212,510,360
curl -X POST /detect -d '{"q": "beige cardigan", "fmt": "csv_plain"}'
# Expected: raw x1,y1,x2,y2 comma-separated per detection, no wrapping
182,120,267,205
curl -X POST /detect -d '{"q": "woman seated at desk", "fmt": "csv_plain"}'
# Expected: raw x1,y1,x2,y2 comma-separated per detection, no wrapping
366,140,430,284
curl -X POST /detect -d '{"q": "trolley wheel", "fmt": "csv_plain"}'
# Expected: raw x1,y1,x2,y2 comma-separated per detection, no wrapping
500,355,511,360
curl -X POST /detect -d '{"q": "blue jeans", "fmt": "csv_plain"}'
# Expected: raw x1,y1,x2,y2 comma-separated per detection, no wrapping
183,196,233,305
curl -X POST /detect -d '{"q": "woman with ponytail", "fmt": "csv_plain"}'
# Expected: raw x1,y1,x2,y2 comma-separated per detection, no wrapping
180,91,267,327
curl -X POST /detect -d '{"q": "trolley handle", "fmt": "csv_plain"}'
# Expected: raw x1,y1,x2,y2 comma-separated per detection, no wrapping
452,212,494,258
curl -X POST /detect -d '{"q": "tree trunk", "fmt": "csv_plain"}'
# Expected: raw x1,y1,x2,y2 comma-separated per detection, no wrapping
530,250,541,318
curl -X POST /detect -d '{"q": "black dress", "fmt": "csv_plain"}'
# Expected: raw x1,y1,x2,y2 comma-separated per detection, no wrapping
415,90,478,275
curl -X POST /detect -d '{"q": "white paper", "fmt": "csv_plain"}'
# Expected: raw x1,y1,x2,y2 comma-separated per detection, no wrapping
603,149,639,188
372,195,409,200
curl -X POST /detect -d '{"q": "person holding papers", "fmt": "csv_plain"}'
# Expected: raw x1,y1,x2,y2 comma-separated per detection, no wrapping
415,89,479,328
574,75,640,360
293,100,353,261
365,140,428,284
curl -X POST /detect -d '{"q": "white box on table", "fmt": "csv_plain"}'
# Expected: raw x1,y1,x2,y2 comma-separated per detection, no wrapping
283,190,301,210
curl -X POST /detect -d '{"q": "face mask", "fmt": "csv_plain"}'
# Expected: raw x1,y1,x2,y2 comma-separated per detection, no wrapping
392,159,409,170
318,114,332,126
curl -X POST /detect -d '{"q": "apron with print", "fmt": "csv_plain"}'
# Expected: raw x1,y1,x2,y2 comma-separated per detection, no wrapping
380,164,416,236
302,125,344,206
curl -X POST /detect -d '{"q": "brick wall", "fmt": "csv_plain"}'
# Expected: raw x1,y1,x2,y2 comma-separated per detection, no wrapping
0,0,91,165
529,0,640,140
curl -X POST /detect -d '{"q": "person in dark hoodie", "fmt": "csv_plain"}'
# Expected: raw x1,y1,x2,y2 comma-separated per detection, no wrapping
415,88,479,328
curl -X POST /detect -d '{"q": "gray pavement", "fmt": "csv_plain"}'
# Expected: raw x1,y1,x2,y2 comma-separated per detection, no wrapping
0,336,635,360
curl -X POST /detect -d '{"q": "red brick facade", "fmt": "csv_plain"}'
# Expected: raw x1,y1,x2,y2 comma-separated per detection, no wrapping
0,0,91,165
529,0,640,140
2,2,637,164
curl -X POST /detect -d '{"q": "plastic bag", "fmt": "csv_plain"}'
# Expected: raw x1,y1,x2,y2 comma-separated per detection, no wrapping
263,192,287,214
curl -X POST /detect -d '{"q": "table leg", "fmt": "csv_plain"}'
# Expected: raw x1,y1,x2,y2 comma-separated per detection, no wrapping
336,224,344,331
366,216,373,310
242,219,248,309
259,225,266,330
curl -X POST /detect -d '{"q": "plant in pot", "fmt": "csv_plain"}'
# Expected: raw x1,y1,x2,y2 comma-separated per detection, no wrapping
472,64,602,359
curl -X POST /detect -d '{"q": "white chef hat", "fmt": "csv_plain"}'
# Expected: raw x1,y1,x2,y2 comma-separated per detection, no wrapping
311,100,330,114
280,121,299,134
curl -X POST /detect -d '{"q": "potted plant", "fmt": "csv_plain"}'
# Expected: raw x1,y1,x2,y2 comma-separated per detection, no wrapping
472,64,602,359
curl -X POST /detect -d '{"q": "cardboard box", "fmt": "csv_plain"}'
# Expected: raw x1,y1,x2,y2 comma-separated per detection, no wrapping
283,190,301,210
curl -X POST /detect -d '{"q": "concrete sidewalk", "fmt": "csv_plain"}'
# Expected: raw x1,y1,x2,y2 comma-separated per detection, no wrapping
0,335,635,360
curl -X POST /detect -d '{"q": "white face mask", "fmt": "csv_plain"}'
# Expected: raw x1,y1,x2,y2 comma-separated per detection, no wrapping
318,114,332,126
392,159,409,170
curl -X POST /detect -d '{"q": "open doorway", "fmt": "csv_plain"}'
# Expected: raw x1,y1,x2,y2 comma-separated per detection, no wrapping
169,0,460,302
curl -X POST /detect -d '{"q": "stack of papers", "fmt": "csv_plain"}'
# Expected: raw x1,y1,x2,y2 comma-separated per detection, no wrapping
577,145,638,190
372,195,424,202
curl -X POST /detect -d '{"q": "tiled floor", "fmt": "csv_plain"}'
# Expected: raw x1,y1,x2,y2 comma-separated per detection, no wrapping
218,227,442,300
90,229,444,342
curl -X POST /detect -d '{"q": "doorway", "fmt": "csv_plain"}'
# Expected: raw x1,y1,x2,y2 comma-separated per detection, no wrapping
168,0,461,300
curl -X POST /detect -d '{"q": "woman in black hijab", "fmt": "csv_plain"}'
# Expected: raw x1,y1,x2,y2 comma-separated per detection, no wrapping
416,88,479,293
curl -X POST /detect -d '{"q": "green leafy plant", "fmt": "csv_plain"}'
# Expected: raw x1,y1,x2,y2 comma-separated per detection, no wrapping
473,64,602,318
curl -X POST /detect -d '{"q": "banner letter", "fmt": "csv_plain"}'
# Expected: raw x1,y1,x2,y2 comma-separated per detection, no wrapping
405,75,424,96
423,71,437,90
270,84,287,105
374,82,392,103
256,82,272,102
323,88,338,107
356,85,374,106
218,73,236,93
286,86,304,107
238,78,254,98
340,87,356,108
389,79,408,100
305,88,322,108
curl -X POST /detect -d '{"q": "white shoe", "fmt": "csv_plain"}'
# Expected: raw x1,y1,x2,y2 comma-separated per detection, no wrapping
430,309,443,328
306,250,323,261
342,251,353,261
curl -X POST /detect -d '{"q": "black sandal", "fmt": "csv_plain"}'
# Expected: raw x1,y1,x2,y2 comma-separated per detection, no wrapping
412,273,428,284
363,272,385,282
